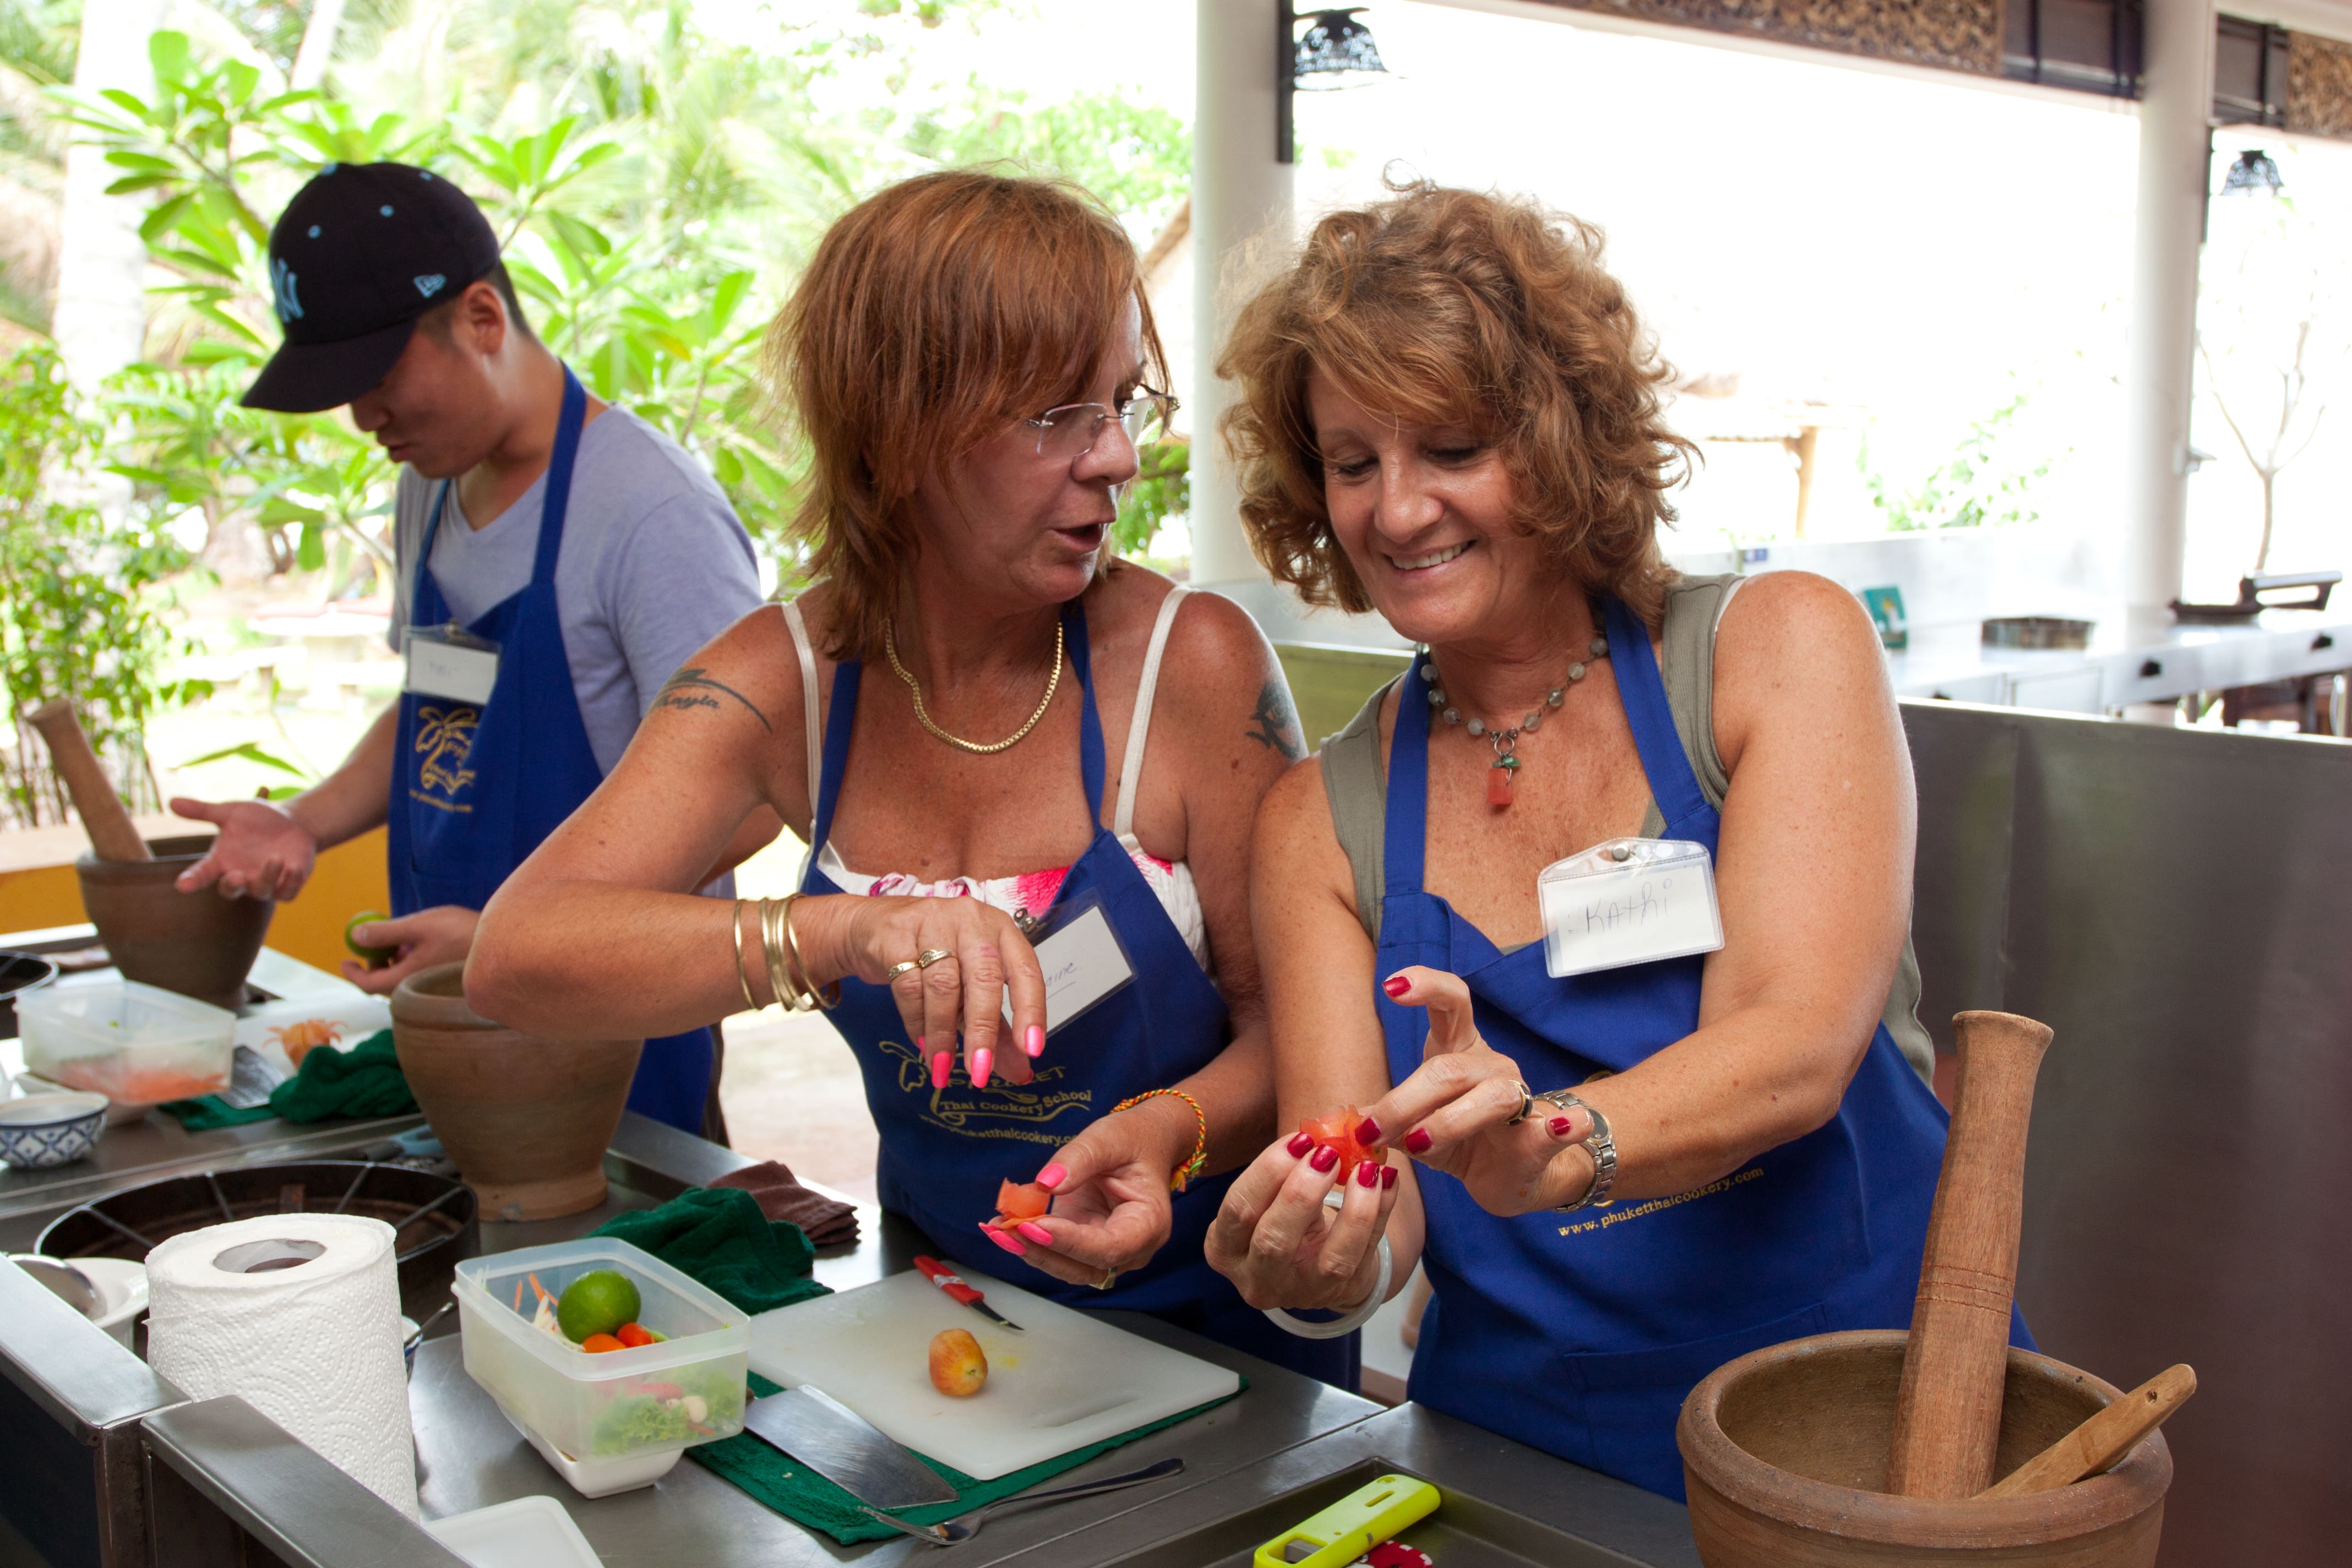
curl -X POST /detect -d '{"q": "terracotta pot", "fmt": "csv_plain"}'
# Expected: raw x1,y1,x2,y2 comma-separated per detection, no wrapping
77,836,273,1010
1678,1330,2170,1567
390,962,643,1222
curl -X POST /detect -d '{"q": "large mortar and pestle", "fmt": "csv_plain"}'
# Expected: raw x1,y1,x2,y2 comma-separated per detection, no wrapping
1677,1011,2177,1565
390,962,643,1222
28,700,271,1010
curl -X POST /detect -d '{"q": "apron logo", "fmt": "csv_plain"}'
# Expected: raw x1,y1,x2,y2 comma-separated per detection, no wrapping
415,705,480,797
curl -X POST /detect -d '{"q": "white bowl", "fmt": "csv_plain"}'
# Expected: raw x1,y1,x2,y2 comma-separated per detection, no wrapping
425,1494,602,1568
0,1092,109,1168
15,1072,145,1126
73,1257,149,1348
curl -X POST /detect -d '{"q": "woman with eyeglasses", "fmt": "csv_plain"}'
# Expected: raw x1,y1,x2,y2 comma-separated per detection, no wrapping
471,171,1352,1383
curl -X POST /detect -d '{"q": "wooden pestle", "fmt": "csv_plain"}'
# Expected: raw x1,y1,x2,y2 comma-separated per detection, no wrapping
24,699,151,862
1885,1009,2054,1498
1977,1364,2196,1499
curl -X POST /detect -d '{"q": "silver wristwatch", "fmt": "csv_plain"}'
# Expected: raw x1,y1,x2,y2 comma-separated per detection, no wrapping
1539,1090,1616,1212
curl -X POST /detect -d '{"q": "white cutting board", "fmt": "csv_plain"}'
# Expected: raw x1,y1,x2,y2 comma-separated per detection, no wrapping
747,1269,1240,1481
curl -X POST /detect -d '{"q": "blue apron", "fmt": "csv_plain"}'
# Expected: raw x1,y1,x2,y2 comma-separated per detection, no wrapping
1380,595,2029,1499
389,367,712,1133
801,602,1357,1387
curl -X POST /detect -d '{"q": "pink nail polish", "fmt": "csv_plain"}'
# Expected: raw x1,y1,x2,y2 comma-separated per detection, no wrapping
971,1047,992,1088
1405,1128,1432,1155
1309,1145,1340,1174
1382,975,1411,999
1381,1166,1397,1190
1037,1163,1068,1190
1015,1221,1053,1245
1355,1115,1382,1144
931,1052,951,1089
981,1223,1025,1256
1025,1023,1044,1058
1286,1133,1315,1159
1355,1158,1379,1188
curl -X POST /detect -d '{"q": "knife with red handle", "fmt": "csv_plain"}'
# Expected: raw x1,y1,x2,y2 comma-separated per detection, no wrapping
912,1254,1024,1331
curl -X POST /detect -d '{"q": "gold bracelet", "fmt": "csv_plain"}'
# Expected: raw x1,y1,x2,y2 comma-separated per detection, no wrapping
776,891,840,1009
761,897,811,1012
732,899,760,1012
1110,1088,1209,1192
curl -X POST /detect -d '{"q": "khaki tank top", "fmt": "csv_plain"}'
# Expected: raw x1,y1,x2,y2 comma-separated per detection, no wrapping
1318,572,1935,1086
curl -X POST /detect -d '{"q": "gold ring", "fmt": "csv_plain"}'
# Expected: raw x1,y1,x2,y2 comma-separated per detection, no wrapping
883,960,921,983
1503,1080,1535,1126
1093,1267,1118,1291
916,948,954,969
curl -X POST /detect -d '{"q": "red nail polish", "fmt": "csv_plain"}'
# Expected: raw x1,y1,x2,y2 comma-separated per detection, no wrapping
1309,1145,1340,1173
1549,1116,1572,1137
1405,1128,1432,1155
1355,1159,1379,1188
1382,975,1411,999
1381,1165,1397,1190
1355,1115,1381,1145
1286,1132,1315,1158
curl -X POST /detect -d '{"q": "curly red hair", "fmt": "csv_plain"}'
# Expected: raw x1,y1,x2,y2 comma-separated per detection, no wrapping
1217,182,1691,623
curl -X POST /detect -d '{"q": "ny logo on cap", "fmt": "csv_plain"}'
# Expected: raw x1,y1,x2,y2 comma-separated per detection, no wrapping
414,274,447,298
271,258,303,323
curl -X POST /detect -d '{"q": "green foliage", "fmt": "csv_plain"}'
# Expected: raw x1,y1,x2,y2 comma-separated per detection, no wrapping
0,343,208,826
1115,437,1188,557
1860,391,2058,533
906,86,1191,239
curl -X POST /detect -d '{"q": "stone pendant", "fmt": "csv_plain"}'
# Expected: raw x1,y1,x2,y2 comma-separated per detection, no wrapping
1487,764,1515,807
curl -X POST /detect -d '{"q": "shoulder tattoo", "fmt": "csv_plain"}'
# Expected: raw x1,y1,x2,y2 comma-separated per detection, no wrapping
655,667,773,732
1245,678,1306,761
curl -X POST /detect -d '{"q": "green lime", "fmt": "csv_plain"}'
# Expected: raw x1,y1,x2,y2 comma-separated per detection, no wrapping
556,1270,642,1344
344,910,396,966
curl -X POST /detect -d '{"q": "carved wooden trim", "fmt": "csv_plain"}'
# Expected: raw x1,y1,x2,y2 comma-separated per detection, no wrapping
1523,0,2002,77
2288,31,2352,141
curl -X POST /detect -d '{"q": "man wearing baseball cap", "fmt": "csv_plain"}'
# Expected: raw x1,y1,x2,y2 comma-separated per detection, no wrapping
170,162,775,1135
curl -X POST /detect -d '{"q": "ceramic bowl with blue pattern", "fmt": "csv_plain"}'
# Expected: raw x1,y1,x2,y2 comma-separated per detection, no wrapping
0,1092,109,1169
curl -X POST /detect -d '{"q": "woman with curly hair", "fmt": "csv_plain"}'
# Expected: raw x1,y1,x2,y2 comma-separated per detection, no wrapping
1201,184,2025,1494
472,171,1354,1384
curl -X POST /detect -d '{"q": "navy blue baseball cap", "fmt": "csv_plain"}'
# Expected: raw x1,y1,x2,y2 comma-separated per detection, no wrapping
241,162,503,413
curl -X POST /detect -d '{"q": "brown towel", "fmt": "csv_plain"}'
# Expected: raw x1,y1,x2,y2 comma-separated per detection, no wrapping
711,1160,859,1249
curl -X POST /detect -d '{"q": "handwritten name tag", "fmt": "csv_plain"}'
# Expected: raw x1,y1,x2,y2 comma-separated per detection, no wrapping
1005,903,1135,1035
1539,837,1725,978
404,625,500,704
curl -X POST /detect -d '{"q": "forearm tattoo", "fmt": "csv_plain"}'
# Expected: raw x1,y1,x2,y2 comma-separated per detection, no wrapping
1245,678,1306,761
655,667,773,732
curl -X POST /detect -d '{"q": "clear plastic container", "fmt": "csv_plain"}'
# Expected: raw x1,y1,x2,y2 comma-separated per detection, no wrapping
16,981,236,1106
453,1238,750,1465
235,994,393,1076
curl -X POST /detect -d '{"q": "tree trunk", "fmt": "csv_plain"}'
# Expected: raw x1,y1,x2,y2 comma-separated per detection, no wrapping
291,0,349,91
51,0,168,391
2256,468,2277,572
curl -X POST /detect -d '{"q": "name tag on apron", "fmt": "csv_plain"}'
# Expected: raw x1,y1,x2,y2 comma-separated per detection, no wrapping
1538,837,1724,978
403,624,501,704
1004,898,1134,1035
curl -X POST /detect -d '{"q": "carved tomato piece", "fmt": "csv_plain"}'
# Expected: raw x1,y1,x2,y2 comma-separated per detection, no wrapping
1300,1107,1376,1177
994,1179,1052,1221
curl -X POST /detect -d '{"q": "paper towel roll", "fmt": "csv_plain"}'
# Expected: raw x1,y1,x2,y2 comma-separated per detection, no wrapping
146,1213,418,1518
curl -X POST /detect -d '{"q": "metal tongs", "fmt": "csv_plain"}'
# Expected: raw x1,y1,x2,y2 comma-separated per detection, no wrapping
858,1456,1184,1547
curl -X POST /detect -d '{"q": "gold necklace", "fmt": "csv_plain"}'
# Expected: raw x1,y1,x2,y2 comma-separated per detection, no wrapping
885,618,1064,755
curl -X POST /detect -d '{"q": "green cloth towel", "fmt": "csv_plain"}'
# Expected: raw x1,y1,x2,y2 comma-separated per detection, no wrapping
688,1370,1243,1545
160,1030,416,1130
592,1186,832,1316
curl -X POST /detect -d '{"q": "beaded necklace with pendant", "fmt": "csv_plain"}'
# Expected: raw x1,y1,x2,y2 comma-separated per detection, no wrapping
1419,623,1611,807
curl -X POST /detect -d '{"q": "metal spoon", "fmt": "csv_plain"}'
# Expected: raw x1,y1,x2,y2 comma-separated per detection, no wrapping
11,1254,99,1317
859,1456,1184,1547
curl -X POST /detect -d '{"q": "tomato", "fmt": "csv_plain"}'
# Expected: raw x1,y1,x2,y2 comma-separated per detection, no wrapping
580,1333,625,1353
994,1179,1052,1221
615,1322,655,1348
1300,1106,1377,1177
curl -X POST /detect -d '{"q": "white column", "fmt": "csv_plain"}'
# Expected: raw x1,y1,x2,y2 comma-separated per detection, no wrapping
51,0,168,390
2121,0,2216,614
1190,0,1293,586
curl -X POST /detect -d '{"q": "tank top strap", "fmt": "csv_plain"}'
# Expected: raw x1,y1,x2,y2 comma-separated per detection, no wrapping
1603,595,1709,829
781,597,823,814
1381,651,1434,895
1113,585,1191,837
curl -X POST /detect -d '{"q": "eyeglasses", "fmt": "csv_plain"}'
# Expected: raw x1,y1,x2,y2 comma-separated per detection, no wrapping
1027,389,1178,461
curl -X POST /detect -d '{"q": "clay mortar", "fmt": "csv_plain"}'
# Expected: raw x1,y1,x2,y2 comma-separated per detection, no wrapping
390,961,642,1222
77,835,273,1009
1679,1330,2170,1567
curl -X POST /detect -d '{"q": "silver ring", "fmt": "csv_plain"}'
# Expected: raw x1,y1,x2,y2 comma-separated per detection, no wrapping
916,948,953,969
1502,1080,1535,1126
883,960,921,983
1322,1188,1347,1211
